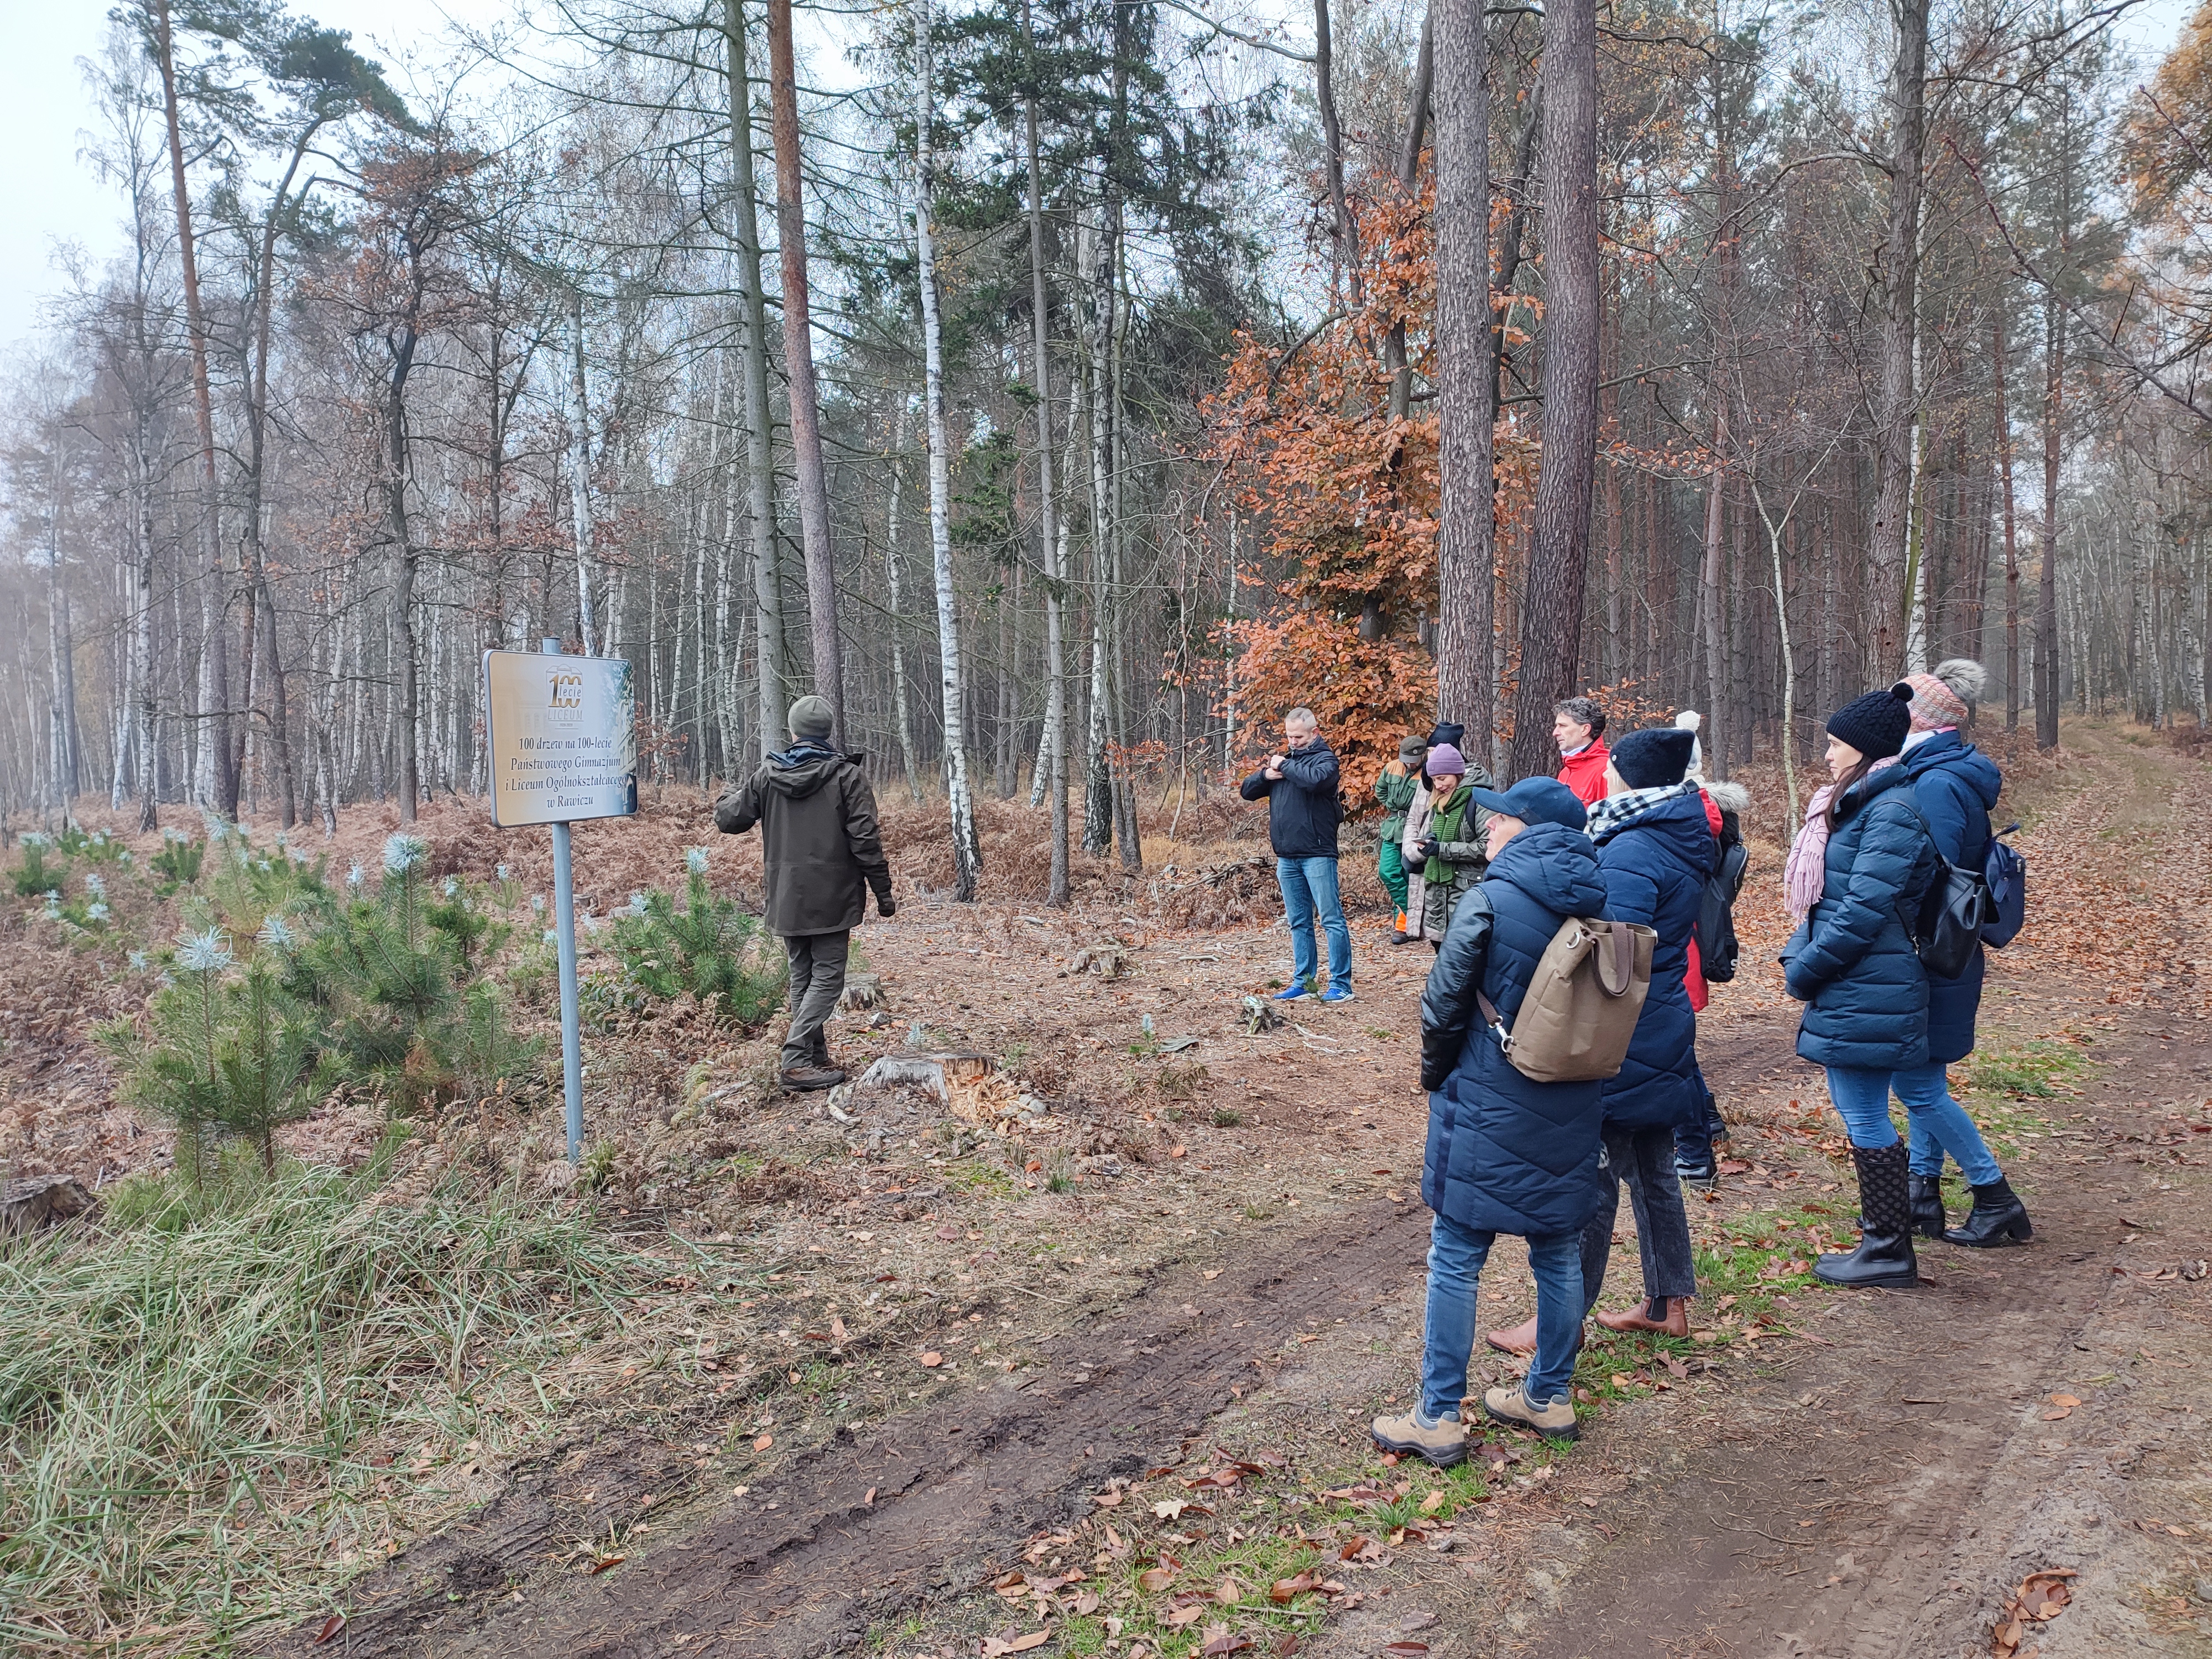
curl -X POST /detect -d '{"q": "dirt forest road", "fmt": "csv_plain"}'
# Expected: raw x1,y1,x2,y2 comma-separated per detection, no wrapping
278,724,2212,1659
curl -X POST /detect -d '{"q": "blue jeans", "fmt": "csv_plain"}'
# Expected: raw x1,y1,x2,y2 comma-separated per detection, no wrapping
1421,1214,1582,1419
1672,1056,1726,1171
1822,1064,2002,1185
1275,855,1352,988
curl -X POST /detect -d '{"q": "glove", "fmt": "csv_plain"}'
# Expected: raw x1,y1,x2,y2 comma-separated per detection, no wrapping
877,892,898,919
1420,1025,1460,1092
1415,836,1440,862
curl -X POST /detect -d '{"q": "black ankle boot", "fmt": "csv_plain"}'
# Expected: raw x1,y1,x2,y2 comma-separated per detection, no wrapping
1942,1175,2033,1247
1908,1173,1948,1240
1817,1142,1921,1289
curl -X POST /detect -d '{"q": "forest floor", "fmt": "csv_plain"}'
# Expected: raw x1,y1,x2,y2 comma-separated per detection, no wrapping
5,719,2211,1659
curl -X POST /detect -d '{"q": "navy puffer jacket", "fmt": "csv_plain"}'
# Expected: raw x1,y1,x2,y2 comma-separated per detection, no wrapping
1786,764,1938,1071
1592,789,1713,1130
1900,732,2003,1063
1419,822,1612,1238
1239,740,1342,859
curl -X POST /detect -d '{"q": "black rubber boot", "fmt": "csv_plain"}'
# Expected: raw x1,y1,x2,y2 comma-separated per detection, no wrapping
1908,1173,1948,1240
1943,1175,2033,1247
1816,1142,1921,1289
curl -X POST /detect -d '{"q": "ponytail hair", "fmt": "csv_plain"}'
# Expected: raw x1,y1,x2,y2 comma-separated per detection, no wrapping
1822,756,1876,836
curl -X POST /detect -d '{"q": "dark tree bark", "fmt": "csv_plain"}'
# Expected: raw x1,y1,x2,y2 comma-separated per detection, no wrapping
1311,0,1359,304
1508,0,1600,782
2037,298,2064,750
1865,0,1930,677
766,0,845,742
1992,318,2021,731
1433,0,1494,744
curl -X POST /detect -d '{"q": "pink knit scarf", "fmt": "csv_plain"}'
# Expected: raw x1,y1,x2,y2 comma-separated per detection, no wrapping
1785,757,1900,920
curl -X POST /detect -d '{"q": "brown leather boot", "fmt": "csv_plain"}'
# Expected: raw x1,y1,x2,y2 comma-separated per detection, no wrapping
780,1062,848,1092
1593,1296,1690,1337
1484,1316,1539,1357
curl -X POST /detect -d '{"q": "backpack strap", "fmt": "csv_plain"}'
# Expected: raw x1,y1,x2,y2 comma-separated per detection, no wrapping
1592,920,1632,996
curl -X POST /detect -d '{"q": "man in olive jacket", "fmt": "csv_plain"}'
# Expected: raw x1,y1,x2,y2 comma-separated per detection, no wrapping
714,696,895,1089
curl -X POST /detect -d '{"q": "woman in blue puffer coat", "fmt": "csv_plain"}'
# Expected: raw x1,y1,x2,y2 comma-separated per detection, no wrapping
1895,662,2032,1247
1370,778,1610,1465
1482,726,1710,1357
1783,685,1939,1289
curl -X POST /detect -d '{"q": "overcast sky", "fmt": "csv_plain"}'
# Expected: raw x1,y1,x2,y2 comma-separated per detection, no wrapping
0,0,2196,356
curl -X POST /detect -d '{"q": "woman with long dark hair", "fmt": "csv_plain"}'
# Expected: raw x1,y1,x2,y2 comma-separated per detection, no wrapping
1782,685,1939,1288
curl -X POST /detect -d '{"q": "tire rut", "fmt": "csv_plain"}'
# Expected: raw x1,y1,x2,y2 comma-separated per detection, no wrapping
272,1194,1429,1659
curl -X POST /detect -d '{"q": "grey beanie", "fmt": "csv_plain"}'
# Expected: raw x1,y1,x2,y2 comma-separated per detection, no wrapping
789,695,834,742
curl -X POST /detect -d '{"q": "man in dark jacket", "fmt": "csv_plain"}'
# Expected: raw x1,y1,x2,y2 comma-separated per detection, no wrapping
1239,708,1352,1002
714,695,895,1089
1371,778,1608,1465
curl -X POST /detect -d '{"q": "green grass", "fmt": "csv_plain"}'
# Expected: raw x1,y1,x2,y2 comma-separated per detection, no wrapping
0,1155,649,1653
1961,1037,2089,1102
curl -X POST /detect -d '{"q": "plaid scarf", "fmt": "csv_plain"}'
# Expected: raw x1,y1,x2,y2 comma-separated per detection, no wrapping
1584,780,1698,844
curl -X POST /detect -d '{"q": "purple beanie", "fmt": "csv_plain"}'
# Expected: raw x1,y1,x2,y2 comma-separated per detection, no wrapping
1427,743,1467,777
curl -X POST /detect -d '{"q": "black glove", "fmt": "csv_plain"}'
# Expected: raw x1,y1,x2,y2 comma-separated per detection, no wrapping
1415,836,1440,862
1420,1024,1460,1092
876,891,898,919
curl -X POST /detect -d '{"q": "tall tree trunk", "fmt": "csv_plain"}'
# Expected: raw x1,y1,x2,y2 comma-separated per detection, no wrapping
152,0,236,817
914,0,980,901
1024,0,1071,905
766,0,846,739
386,328,420,821
1508,0,1600,782
1433,0,1493,743
567,289,598,648
1385,1,1435,419
884,399,922,800
1080,212,1115,855
1994,316,2022,731
1866,0,1929,675
1700,401,1730,778
1312,0,1360,305
2037,297,2064,750
723,0,787,757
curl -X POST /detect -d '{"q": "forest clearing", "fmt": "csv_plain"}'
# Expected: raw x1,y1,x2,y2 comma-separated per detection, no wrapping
0,719,2208,1658
7,0,2212,1652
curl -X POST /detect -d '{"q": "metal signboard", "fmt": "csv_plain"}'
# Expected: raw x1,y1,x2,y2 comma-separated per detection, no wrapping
483,650,638,828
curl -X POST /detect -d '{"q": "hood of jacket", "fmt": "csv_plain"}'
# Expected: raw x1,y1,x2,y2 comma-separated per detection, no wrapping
763,745,847,799
1591,786,1716,878
1899,729,2001,810
1486,818,1609,917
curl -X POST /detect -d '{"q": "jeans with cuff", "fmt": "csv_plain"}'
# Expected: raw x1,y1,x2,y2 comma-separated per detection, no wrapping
1580,1125,1700,1314
1275,855,1352,989
1823,1064,2002,1187
1421,1214,1582,1419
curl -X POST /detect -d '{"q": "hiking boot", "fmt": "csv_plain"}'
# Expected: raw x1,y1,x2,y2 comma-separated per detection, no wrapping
1370,1407,1468,1468
1483,1383,1578,1441
1908,1173,1948,1240
1943,1176,2033,1247
1593,1296,1689,1338
780,1062,848,1092
1815,1142,1921,1289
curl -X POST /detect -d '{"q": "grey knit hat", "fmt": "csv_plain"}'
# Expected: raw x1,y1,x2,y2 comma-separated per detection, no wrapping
788,695,834,742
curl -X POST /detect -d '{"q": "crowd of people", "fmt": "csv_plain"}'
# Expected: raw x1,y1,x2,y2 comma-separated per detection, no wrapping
1233,670,2032,1461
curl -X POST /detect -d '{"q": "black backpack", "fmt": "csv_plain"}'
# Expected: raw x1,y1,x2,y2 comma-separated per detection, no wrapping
1897,804,1991,980
1694,812,1750,983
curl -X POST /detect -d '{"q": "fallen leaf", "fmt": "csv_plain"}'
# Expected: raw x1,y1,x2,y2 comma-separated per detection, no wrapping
2048,1393,2081,1408
1092,1488,1125,1507
863,1486,876,1506
831,1316,848,1342
1155,1498,1191,1519
1138,1568,1176,1593
1418,1489,1446,1514
313,1614,346,1645
752,1433,773,1452
1166,1602,1208,1627
1204,1269,1224,1280
920,1352,943,1368
1201,1631,1256,1655
1071,1590,1100,1615
587,1554,625,1574
1215,1576,1244,1603
1270,1571,1319,1603
1170,1146,1189,1159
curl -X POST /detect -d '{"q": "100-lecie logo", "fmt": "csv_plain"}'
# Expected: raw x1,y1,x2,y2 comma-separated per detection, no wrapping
547,670,585,726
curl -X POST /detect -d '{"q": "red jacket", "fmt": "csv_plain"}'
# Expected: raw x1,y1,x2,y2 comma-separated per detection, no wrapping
1557,740,1611,806
1684,786,1724,1010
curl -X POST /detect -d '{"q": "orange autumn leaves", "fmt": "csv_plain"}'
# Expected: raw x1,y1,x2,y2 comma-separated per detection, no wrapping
1208,187,1537,792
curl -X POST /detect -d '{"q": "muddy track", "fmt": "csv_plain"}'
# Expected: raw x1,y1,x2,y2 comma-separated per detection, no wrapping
274,1193,1431,1658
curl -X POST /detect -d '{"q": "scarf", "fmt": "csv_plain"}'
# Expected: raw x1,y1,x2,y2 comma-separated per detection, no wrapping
1584,780,1698,844
1424,781,1474,883
1785,756,1900,919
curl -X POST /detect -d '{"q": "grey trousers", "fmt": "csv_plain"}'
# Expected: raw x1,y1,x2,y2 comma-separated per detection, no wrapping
781,930,849,1070
1582,1124,1699,1314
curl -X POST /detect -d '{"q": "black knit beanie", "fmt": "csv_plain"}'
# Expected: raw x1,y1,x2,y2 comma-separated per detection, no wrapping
1609,727,1697,789
1825,683,1914,760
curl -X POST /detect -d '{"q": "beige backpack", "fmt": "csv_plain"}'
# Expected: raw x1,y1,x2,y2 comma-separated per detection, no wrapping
1475,917,1656,1082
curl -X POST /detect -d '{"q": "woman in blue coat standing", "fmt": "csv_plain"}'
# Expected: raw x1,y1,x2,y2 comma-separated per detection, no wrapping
1896,662,2033,1246
1784,685,1939,1288
1371,778,1610,1464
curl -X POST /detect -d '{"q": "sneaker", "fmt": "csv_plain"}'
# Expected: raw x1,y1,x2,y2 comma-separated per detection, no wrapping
1272,982,1313,1001
1483,1383,1578,1440
1370,1407,1468,1467
1319,983,1354,1004
780,1062,848,1092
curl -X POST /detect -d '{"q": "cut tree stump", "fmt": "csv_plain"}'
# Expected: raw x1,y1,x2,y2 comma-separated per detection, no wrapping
2,1175,95,1237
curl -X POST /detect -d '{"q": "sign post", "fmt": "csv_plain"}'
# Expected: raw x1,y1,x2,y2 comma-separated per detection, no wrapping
483,641,638,1163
